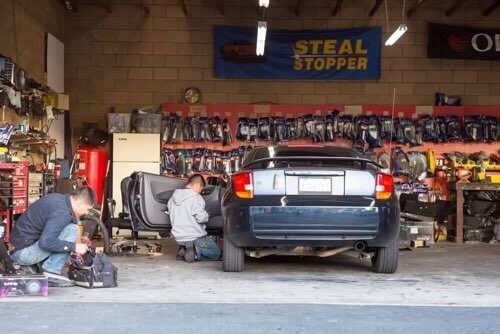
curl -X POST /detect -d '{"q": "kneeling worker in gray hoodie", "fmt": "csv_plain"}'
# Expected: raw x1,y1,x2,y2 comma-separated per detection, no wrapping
167,174,221,262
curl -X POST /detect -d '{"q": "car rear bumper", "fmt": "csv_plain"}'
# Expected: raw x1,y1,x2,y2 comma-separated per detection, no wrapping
223,195,400,248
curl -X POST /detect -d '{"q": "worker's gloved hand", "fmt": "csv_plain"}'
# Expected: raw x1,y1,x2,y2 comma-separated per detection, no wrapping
75,243,89,255
81,235,92,248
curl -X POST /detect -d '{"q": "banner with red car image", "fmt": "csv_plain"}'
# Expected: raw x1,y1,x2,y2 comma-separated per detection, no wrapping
428,23,500,60
214,25,381,80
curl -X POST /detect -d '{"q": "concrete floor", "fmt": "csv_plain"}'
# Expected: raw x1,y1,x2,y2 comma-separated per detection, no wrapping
2,303,500,334
2,239,499,307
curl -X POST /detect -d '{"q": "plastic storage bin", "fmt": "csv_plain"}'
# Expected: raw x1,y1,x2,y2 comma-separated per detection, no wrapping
108,113,131,133
132,114,162,133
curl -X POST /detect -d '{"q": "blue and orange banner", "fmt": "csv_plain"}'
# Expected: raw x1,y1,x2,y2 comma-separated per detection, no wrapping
214,25,381,80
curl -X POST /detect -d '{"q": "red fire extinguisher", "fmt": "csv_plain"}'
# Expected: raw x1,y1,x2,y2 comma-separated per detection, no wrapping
55,165,61,179
75,145,108,205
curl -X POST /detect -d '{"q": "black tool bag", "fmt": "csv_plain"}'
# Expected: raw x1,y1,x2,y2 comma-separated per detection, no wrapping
68,253,118,289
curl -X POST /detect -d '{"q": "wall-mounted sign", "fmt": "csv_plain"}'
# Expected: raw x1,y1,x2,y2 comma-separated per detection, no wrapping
214,26,381,80
428,23,500,60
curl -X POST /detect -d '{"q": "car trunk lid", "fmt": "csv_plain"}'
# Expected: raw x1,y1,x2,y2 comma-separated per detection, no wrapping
252,168,376,197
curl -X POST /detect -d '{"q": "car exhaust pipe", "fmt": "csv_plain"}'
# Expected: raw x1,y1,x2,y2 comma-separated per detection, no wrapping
353,241,367,252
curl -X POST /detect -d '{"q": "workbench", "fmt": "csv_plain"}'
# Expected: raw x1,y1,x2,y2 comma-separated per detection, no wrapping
448,182,500,243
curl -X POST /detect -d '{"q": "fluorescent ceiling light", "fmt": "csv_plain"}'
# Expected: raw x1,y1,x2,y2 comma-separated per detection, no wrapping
256,21,267,56
385,24,408,46
259,0,270,8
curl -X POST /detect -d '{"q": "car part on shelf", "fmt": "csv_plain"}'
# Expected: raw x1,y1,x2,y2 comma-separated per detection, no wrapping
209,116,223,142
295,116,305,139
325,114,336,142
312,115,326,143
272,116,286,144
248,118,258,142
407,151,428,182
367,115,383,148
183,116,193,141
285,118,296,141
379,116,393,140
303,114,314,137
364,148,377,162
222,118,232,145
258,117,271,141
427,149,436,175
483,116,498,142
445,115,462,141
435,92,461,106
236,117,250,141
393,147,410,177
198,117,212,142
192,148,206,172
378,152,391,170
463,115,484,142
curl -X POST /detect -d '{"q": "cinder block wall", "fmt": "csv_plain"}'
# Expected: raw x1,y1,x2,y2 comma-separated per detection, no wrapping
0,0,66,163
0,0,66,83
65,0,500,128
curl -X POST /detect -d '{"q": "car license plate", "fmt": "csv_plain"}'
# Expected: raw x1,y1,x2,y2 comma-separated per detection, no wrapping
298,178,332,194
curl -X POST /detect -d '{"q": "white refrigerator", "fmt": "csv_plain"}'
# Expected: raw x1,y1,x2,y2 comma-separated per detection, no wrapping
112,133,161,214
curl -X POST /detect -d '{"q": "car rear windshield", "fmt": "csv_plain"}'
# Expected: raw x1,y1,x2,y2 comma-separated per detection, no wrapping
243,147,376,170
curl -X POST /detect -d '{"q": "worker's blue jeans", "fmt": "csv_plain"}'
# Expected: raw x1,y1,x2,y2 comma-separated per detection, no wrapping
179,236,221,261
10,224,79,274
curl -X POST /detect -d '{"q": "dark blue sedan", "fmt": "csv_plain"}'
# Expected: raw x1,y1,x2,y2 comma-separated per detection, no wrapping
221,145,400,273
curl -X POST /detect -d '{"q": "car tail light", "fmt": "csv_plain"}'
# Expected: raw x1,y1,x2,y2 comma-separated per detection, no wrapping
375,173,393,200
233,171,253,199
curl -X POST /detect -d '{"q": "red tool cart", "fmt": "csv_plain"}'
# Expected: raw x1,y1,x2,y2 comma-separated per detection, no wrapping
0,162,29,243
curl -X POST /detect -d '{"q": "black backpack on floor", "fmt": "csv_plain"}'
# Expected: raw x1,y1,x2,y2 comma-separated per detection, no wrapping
68,252,118,289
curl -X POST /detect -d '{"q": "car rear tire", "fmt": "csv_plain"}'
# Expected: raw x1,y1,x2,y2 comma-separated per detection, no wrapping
371,241,399,274
222,237,245,272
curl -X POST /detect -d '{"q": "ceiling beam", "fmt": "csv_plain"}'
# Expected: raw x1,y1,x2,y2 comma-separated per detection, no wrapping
407,0,426,17
368,0,383,17
332,0,343,16
445,0,468,16
217,0,224,15
180,0,188,16
295,0,303,16
483,0,500,16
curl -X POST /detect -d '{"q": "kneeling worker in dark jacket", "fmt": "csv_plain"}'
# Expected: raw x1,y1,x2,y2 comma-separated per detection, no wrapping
167,174,221,262
10,187,96,286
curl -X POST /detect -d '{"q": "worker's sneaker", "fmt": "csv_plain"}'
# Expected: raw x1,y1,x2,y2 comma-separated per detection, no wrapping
176,246,186,260
17,265,41,275
43,271,75,287
184,241,195,263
